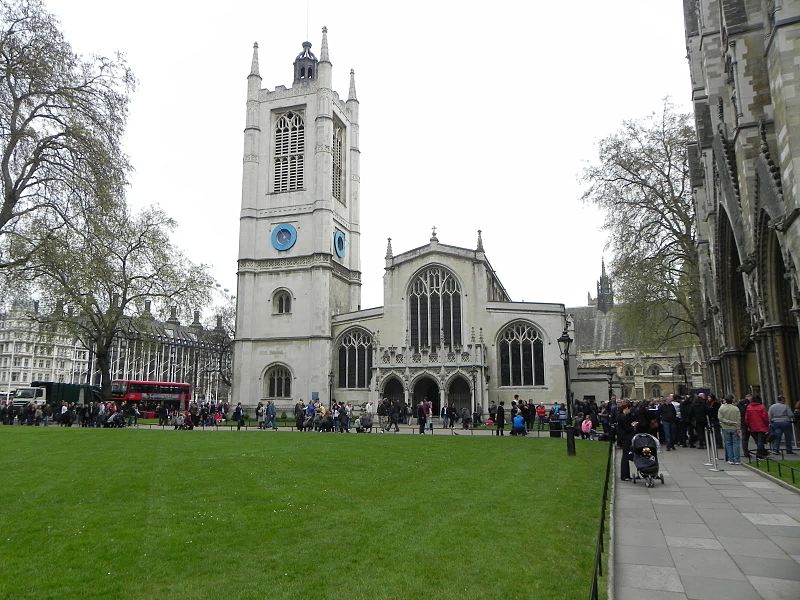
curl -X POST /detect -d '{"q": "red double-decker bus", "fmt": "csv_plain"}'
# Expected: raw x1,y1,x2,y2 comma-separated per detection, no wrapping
111,380,191,410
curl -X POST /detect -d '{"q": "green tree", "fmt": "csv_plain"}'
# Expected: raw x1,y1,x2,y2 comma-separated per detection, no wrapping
0,0,133,268
23,204,212,400
581,99,707,358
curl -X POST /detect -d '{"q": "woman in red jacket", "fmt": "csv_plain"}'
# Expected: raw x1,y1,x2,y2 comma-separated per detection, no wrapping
744,396,770,458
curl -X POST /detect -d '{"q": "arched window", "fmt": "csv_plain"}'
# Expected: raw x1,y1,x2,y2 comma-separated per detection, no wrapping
274,111,304,192
273,290,292,314
498,322,544,387
674,364,685,376
265,365,292,398
332,124,344,203
623,365,634,377
408,267,462,350
651,384,662,398
648,364,661,376
337,329,373,388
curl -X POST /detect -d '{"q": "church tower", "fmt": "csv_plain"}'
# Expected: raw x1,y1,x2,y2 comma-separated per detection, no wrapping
596,259,614,314
233,28,362,408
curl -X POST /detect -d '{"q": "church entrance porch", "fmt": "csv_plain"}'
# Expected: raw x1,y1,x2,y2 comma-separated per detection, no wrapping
382,377,404,404
447,376,471,414
413,376,440,415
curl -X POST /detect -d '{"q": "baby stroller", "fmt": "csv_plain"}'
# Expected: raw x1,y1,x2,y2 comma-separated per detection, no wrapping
630,433,664,488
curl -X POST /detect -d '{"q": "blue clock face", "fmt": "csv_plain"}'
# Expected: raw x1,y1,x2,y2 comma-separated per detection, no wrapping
334,231,346,258
271,224,297,251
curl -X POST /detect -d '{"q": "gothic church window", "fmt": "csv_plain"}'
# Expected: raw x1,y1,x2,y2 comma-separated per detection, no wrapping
265,365,292,398
648,364,661,376
408,267,462,350
498,322,544,387
273,290,292,314
337,329,373,389
273,111,305,192
332,124,344,203
623,366,634,377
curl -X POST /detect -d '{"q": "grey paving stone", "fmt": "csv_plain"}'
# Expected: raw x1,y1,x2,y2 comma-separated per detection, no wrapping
652,497,691,506
718,488,761,498
616,586,688,600
731,555,800,580
668,546,746,580
791,554,800,565
615,544,675,567
654,510,705,524
660,522,715,538
719,536,785,558
680,575,761,600
755,524,800,538
616,564,684,593
743,513,800,527
747,575,800,599
772,536,800,554
616,517,663,531
665,536,723,549
697,507,740,519
617,527,668,548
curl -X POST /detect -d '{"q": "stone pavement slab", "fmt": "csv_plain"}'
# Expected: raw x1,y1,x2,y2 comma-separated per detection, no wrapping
613,445,800,599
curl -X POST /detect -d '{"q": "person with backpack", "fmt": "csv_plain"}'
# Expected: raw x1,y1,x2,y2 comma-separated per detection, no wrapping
768,395,795,455
233,402,245,431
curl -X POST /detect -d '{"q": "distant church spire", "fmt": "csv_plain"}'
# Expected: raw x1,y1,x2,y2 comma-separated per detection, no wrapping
385,237,393,259
596,258,614,313
348,69,358,102
476,229,484,252
250,42,260,77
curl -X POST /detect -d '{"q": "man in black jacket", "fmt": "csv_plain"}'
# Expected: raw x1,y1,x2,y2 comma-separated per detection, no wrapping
658,397,677,450
495,401,506,436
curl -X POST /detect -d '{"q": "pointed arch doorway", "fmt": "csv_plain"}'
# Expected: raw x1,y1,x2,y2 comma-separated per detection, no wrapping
413,376,440,414
447,376,471,413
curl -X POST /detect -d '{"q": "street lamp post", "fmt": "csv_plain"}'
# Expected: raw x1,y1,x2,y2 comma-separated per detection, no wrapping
557,329,576,456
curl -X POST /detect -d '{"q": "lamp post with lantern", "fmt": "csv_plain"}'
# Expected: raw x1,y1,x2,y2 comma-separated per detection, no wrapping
557,328,576,456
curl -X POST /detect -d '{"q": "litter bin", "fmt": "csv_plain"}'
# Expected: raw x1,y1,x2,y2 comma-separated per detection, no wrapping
549,420,562,438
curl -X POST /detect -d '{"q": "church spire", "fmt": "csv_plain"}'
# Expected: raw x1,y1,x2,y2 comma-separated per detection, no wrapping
476,229,484,252
596,258,614,313
249,42,260,77
320,26,330,62
385,237,393,259
348,69,358,102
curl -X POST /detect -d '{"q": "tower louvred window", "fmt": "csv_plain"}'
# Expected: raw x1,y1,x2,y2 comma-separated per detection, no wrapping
332,125,344,203
274,111,305,192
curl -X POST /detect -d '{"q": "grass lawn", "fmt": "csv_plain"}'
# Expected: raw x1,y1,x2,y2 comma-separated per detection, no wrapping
0,429,608,600
750,456,800,488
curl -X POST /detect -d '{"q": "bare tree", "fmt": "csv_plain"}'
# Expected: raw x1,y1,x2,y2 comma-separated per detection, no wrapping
22,204,212,399
0,0,133,268
581,99,707,358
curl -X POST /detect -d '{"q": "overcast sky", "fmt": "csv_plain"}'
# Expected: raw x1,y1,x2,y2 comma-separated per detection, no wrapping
49,0,691,317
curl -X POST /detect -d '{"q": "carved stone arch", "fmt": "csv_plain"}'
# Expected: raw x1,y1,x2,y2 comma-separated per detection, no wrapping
716,204,751,349
444,369,474,393
380,374,404,404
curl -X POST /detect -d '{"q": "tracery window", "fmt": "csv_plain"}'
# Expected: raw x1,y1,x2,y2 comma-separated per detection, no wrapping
273,290,292,314
337,329,373,389
623,366,634,377
498,322,544,387
332,124,344,203
648,365,661,376
408,267,462,350
274,111,304,192
265,365,292,398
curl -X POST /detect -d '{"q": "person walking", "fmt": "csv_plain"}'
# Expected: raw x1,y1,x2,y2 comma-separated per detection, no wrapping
417,400,427,434
768,396,795,455
233,402,245,431
718,395,742,464
617,401,637,481
744,396,770,458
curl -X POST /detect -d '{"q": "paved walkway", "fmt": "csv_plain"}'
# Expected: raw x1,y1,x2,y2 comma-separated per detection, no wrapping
613,446,800,600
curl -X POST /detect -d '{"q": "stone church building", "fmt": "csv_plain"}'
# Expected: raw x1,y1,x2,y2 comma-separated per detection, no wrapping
683,1,800,402
232,30,570,412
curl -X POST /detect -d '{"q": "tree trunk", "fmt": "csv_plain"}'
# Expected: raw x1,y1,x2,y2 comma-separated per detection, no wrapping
95,350,113,401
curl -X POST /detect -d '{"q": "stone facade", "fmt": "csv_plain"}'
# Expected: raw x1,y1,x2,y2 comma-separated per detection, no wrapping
684,1,800,402
232,30,572,412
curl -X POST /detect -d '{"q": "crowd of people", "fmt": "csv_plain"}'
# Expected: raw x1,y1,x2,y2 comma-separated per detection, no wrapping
0,399,139,427
613,392,800,482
